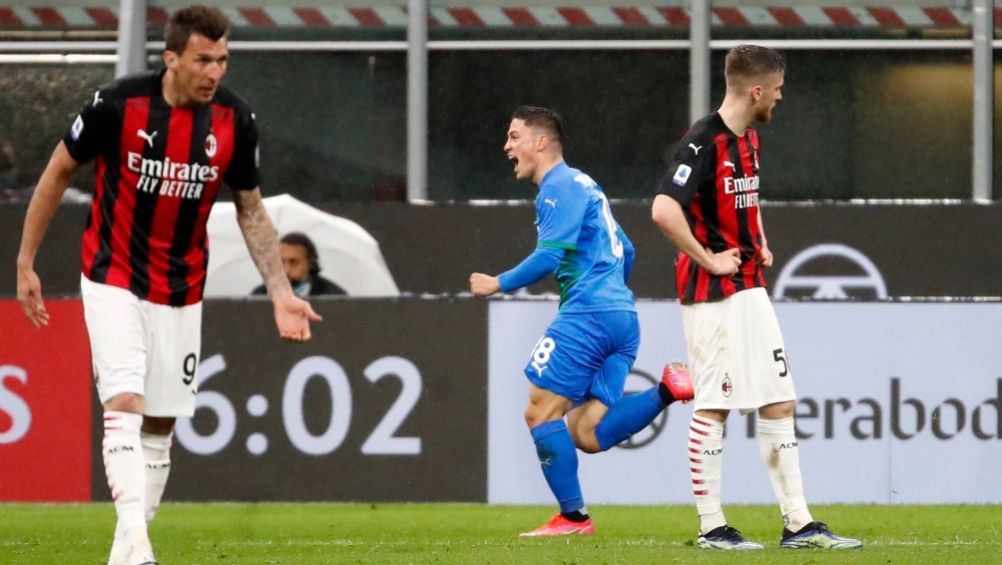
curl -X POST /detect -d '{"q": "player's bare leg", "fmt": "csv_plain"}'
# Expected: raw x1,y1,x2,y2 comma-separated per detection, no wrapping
567,361,693,454
566,400,607,453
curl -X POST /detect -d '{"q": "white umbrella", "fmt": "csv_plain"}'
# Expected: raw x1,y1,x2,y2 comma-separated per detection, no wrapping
204,193,399,297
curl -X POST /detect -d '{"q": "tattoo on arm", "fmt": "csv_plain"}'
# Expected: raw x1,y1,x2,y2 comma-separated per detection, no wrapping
233,189,290,297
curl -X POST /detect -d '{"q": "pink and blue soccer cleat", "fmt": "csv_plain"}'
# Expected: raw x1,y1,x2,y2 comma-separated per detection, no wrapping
662,361,695,403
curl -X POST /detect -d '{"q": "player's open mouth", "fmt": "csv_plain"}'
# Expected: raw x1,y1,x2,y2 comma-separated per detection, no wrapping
509,155,518,171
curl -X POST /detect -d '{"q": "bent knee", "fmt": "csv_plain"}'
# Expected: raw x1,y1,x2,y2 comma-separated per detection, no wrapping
524,406,551,429
142,416,177,435
523,409,538,429
574,438,602,454
565,422,600,453
759,400,796,419
524,401,567,429
104,392,144,414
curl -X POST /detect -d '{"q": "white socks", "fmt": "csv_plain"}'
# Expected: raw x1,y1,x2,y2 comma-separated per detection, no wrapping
104,413,172,565
689,414,815,535
758,416,813,532
689,415,726,534
102,411,147,534
142,431,173,523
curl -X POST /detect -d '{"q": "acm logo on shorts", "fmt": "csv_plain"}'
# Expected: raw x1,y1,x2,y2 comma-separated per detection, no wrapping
772,243,887,300
618,369,667,449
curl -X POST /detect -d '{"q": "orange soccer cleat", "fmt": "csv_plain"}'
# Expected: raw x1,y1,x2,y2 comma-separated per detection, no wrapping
519,514,596,537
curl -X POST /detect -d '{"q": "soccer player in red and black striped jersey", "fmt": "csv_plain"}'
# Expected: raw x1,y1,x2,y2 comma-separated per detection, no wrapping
652,45,861,551
15,6,321,564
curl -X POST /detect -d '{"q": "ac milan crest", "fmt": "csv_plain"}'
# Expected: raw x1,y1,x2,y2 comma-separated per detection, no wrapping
204,132,218,158
721,376,733,397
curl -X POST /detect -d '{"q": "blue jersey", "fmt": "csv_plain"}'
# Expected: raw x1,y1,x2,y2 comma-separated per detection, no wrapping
534,162,635,313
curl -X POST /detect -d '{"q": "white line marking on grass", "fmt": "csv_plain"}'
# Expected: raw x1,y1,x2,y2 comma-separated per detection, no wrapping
212,538,1002,549
219,540,359,546
218,539,691,548
867,539,1001,546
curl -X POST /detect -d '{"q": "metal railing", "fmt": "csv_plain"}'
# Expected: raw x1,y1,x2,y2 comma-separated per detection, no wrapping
0,0,995,201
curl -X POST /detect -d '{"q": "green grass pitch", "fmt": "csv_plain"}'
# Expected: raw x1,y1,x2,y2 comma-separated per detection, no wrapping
2,503,999,563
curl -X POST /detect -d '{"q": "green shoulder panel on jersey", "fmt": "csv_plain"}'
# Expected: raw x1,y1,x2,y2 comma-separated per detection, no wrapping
556,249,581,307
539,241,576,251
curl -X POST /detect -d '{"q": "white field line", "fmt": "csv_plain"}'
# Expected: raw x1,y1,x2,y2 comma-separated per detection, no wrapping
103,538,996,548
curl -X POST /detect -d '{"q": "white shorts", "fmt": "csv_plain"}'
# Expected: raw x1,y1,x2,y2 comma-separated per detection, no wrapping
682,287,796,413
81,275,201,417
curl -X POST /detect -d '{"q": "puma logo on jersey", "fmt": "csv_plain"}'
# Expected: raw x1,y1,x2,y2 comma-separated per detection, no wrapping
544,198,558,208
573,173,596,188
92,90,103,107
723,161,736,171
688,143,702,155
137,129,158,148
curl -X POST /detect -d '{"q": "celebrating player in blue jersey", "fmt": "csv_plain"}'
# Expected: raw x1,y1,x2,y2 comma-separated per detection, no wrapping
470,106,694,537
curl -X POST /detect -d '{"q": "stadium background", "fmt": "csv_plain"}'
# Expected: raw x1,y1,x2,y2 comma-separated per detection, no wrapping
1,0,1001,508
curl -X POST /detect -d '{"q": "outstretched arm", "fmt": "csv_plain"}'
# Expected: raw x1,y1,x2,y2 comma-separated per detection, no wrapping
232,188,322,340
16,141,81,327
469,246,563,297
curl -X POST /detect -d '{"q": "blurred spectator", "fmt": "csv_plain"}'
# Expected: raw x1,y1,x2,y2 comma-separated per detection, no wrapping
252,231,346,297
0,137,25,202
0,137,14,186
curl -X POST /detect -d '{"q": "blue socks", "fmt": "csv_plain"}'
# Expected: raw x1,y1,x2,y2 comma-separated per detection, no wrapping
530,389,667,512
594,387,665,451
530,420,584,514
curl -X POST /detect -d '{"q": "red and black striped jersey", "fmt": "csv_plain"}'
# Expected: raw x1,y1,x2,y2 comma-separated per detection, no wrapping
656,112,767,303
63,69,259,306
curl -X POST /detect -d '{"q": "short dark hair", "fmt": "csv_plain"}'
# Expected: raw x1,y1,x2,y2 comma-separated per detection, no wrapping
280,232,321,277
511,105,564,144
165,5,230,54
724,45,786,84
